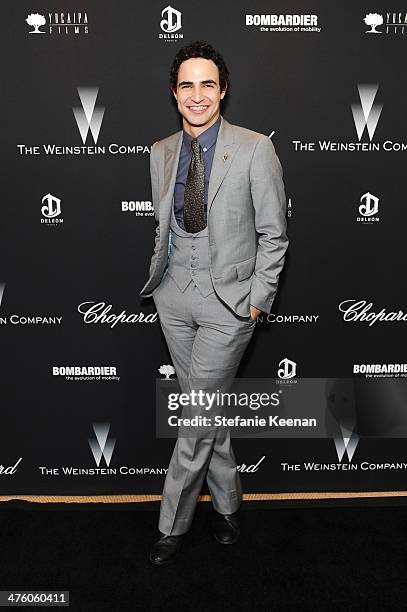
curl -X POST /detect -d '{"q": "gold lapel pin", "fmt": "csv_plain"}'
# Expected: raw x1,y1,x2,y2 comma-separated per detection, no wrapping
223,152,229,162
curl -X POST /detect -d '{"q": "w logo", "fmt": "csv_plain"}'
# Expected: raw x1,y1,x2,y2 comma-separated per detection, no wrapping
88,423,115,467
326,380,360,462
334,425,360,462
351,84,382,141
72,87,105,144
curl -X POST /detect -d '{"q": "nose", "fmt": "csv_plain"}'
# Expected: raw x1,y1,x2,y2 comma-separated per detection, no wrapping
190,84,205,103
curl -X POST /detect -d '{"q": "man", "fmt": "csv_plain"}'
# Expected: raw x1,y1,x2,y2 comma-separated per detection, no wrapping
139,41,288,565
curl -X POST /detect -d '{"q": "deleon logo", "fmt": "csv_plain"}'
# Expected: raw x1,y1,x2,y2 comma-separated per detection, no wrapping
277,357,297,380
72,87,105,144
41,193,62,218
160,5,182,34
88,423,116,467
351,84,382,141
363,13,383,33
357,192,379,222
0,282,5,308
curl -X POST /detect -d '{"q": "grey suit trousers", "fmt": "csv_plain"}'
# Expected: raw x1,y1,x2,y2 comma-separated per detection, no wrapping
153,271,256,536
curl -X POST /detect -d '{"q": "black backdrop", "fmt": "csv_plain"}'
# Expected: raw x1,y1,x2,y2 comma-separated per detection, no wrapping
1,1,407,499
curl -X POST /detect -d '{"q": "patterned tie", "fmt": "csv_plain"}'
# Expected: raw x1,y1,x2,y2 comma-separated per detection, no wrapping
183,137,206,233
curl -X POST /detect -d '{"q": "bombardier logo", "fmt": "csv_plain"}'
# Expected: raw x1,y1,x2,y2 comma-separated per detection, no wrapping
354,363,407,377
245,13,321,33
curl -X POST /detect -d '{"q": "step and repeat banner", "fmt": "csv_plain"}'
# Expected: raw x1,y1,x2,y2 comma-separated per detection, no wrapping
1,2,407,499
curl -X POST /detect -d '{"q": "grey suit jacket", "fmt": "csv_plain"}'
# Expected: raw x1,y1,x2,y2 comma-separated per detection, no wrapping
139,115,288,316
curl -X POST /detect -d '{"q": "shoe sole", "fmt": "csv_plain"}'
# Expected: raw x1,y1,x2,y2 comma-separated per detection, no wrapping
149,551,180,565
214,531,240,545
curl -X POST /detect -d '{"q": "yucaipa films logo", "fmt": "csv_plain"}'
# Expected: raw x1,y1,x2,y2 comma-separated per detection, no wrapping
363,12,407,35
26,12,89,35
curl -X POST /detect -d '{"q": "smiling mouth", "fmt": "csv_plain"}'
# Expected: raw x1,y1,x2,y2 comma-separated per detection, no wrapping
188,105,209,113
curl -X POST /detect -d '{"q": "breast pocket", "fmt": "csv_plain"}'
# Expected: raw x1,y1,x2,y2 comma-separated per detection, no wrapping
236,256,256,281
226,171,248,188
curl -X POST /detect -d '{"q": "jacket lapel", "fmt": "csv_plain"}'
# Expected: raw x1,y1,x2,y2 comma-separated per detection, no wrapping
207,116,239,213
159,130,183,224
159,115,240,225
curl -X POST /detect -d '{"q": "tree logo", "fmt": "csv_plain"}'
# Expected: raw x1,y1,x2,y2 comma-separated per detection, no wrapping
72,87,105,144
26,13,46,34
158,364,176,379
363,13,383,34
351,84,382,141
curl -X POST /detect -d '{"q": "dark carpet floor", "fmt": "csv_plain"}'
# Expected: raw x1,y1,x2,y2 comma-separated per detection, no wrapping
0,501,406,611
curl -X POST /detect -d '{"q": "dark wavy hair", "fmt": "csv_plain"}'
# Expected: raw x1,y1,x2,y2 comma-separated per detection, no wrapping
169,40,230,93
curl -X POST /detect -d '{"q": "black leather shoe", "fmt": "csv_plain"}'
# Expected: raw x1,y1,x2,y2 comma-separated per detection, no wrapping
149,533,183,565
212,511,240,545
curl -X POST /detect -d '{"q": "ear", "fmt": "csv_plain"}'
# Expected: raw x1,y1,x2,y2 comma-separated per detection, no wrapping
220,84,227,100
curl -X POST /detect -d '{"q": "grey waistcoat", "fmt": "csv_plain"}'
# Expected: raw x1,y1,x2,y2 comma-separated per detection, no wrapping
166,199,215,297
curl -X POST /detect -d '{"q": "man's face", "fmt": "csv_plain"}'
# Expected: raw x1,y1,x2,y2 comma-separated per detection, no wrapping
172,57,226,130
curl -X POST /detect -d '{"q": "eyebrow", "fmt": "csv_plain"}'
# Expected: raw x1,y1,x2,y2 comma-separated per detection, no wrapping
178,79,217,87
